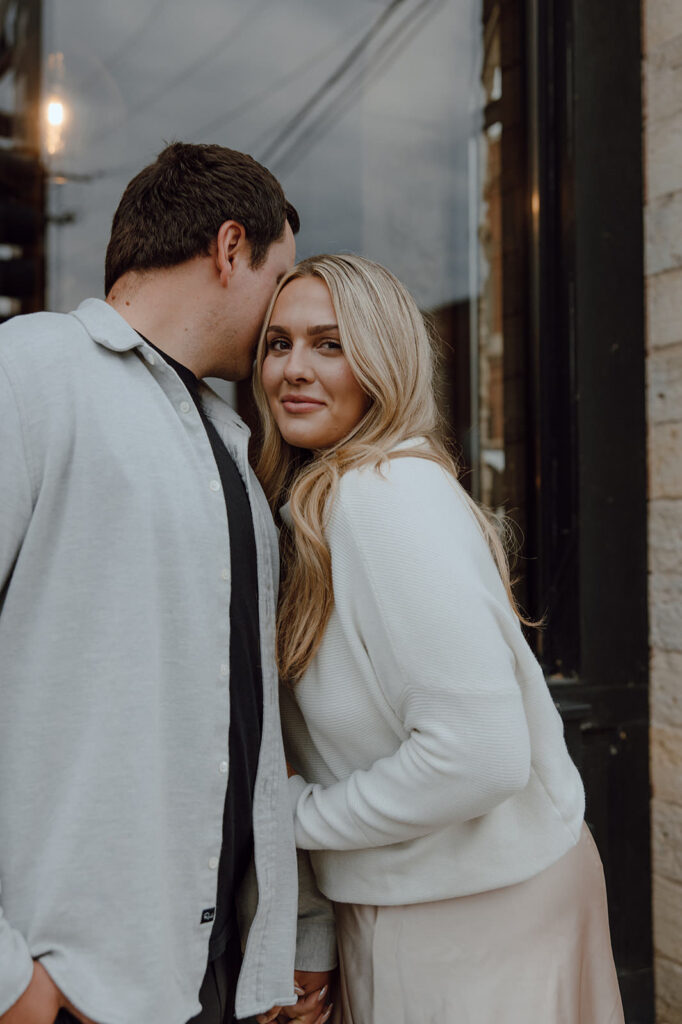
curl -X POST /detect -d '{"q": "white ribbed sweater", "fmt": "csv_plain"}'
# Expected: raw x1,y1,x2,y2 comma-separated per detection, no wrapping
282,447,585,905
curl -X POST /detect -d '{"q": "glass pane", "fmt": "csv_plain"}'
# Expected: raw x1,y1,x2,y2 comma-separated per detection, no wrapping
5,0,535,537
39,0,484,396
475,0,530,605
41,1,482,306
2,0,533,586
0,0,43,322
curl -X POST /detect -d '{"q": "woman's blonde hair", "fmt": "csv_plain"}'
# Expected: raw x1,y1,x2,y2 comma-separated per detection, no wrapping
253,253,530,683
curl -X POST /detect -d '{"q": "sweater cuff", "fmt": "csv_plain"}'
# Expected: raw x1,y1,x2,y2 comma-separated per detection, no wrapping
295,849,338,972
288,773,308,818
295,920,338,972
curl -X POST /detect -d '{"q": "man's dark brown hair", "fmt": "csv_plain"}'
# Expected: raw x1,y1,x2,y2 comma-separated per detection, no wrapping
104,142,300,295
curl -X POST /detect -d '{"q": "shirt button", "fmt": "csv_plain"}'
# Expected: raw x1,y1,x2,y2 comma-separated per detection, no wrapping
219,761,228,774
209,479,220,492
146,353,156,366
221,569,229,581
220,663,228,677
208,857,219,870
180,400,191,414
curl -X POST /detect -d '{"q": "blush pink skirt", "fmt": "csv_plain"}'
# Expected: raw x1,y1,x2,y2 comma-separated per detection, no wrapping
331,824,624,1024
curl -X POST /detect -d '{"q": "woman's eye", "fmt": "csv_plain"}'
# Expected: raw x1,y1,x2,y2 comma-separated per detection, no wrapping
319,339,341,350
267,337,290,351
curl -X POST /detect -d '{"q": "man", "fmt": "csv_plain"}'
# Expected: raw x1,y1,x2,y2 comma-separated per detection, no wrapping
0,143,335,1024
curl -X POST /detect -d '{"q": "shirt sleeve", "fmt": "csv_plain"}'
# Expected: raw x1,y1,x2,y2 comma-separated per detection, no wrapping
278,687,338,970
0,886,33,1015
0,361,33,593
0,364,36,1012
290,457,533,852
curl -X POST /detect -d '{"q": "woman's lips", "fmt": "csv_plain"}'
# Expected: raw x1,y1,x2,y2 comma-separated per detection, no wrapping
280,395,325,413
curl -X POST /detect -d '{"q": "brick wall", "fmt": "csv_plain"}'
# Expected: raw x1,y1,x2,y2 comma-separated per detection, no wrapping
644,2,682,1020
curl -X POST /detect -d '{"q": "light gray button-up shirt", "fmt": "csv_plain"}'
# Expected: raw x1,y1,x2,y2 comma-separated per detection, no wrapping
0,299,332,1024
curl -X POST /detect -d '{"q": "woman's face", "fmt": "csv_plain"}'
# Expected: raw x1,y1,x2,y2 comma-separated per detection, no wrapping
261,276,370,450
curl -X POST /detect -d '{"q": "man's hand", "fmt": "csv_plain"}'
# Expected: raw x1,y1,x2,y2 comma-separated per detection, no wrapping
0,961,98,1024
0,961,62,1024
256,970,333,1024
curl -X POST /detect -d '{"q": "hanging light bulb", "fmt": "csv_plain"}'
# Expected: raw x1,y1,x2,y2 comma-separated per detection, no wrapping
45,94,68,156
47,100,65,127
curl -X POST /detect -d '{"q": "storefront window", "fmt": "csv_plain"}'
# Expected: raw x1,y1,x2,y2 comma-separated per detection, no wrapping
4,0,530,536
38,0,484,402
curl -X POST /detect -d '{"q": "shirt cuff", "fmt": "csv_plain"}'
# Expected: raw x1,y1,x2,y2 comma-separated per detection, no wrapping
0,923,34,1016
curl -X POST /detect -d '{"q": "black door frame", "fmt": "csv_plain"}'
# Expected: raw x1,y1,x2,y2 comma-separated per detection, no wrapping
524,0,652,1018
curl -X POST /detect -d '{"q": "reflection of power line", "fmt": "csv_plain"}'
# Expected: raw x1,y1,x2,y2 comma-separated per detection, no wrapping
258,0,409,166
189,14,371,142
86,0,276,144
269,0,446,176
67,24,363,178
75,0,174,91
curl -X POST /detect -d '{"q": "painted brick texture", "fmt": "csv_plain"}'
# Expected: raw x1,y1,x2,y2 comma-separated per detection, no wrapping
645,2,682,1020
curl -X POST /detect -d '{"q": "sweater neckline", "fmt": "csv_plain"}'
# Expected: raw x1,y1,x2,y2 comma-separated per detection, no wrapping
278,436,427,526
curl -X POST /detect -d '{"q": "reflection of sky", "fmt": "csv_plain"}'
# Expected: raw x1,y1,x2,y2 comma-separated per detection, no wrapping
45,0,482,312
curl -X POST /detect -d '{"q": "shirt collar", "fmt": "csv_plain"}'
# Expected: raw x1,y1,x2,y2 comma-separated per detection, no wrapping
141,336,201,394
69,297,250,438
69,298,144,352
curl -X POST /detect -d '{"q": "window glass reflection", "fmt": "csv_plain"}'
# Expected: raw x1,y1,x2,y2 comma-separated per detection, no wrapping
43,0,481,315
0,0,536,612
1,0,538,567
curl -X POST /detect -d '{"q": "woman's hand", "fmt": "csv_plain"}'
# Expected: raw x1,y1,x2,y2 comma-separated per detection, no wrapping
256,971,333,1024
280,971,333,1024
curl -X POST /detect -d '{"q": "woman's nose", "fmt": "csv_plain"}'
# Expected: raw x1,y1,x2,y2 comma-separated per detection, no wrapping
283,346,314,383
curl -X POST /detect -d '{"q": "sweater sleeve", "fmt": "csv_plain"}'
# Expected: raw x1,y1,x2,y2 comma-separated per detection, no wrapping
0,362,36,1013
290,457,532,852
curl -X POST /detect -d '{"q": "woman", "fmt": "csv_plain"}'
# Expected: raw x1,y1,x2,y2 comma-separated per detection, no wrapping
253,254,624,1024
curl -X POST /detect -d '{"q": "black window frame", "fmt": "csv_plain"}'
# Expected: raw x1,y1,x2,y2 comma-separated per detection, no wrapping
524,0,653,1017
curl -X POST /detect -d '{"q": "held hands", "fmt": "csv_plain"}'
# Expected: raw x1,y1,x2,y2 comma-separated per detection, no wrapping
0,961,97,1024
256,970,334,1024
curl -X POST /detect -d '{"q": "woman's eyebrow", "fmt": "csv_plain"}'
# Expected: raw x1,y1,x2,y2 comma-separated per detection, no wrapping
266,323,339,335
307,324,339,335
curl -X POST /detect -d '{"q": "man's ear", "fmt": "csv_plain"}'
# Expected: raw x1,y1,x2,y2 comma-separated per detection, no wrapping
215,220,249,287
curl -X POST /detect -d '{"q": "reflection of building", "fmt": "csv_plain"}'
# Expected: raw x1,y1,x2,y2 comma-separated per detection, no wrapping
0,0,44,322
